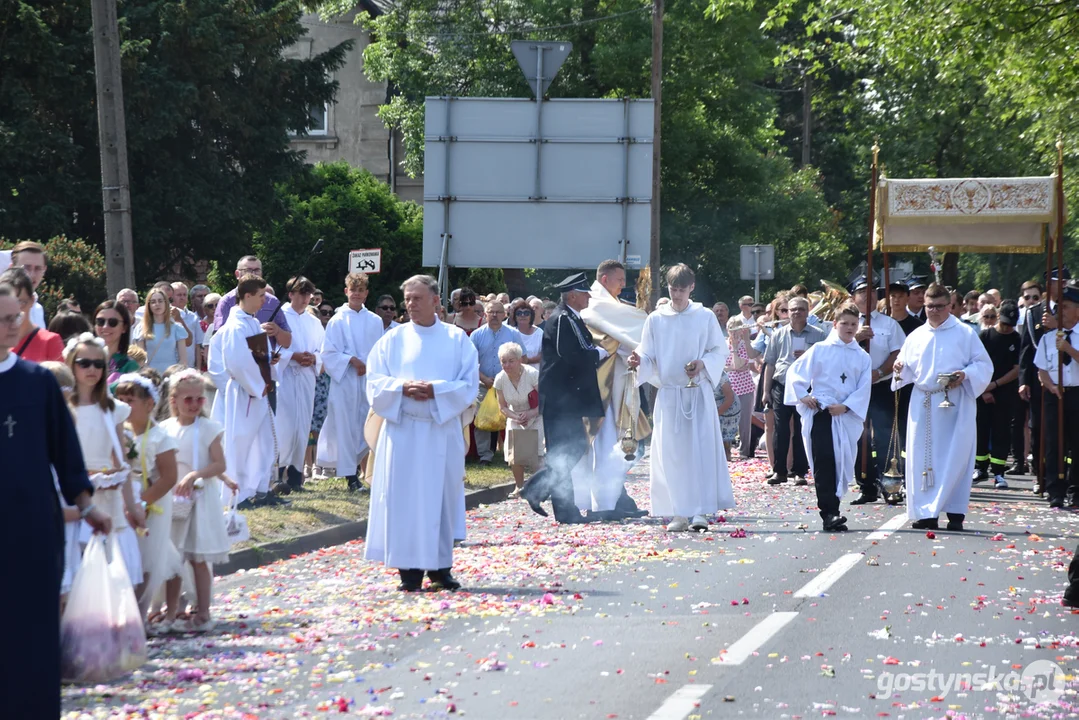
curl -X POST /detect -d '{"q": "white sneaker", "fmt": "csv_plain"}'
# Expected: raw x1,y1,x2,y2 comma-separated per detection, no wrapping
994,475,1009,489
666,516,690,532
689,515,709,531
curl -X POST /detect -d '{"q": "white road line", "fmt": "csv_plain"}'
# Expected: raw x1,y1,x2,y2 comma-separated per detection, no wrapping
793,552,864,598
712,611,799,666
646,684,714,720
866,512,908,540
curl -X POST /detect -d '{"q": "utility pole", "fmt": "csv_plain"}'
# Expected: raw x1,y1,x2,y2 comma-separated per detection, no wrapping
648,0,663,310
801,70,811,167
90,0,136,296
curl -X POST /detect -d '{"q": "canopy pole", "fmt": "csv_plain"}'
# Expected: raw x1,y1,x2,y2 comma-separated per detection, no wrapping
1038,223,1051,495
1055,139,1066,492
861,142,880,488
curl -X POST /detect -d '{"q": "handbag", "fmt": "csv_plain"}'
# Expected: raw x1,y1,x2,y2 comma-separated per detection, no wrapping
527,388,539,409
475,388,506,431
60,535,147,683
507,428,540,467
224,495,250,545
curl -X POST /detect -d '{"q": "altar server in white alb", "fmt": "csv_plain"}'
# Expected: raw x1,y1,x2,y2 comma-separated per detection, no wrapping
628,263,733,533
218,274,275,507
317,271,385,491
364,275,479,592
892,283,993,531
276,275,325,492
784,305,872,532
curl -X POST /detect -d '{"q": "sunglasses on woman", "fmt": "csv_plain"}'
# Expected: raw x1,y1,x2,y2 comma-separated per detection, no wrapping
320,309,333,316
74,358,107,370
515,309,531,315
204,303,217,310
95,316,121,328
378,305,396,312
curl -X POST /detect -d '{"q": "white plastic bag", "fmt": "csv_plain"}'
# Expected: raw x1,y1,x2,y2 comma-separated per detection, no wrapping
224,496,249,545
60,534,148,684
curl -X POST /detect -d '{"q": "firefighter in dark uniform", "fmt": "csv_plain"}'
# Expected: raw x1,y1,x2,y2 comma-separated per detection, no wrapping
1019,266,1070,494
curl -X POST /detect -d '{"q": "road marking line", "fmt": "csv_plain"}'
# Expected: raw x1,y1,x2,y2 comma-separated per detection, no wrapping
647,683,714,720
793,552,864,598
712,612,798,666
866,512,908,540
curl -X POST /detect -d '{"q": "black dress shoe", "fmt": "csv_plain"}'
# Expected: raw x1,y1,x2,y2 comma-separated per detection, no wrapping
555,512,592,525
946,513,965,531
236,498,256,511
850,493,878,505
1050,497,1065,509
397,569,424,592
427,568,461,592
1005,464,1028,476
822,514,849,532
767,475,788,485
1063,592,1079,609
346,475,361,492
271,480,292,496
911,518,939,530
972,468,989,484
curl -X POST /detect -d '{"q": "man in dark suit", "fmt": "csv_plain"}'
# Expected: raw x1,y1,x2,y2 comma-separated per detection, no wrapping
1018,266,1069,494
906,276,928,321
521,272,609,524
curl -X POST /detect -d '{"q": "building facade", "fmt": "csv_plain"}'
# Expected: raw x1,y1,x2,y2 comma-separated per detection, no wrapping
287,5,422,203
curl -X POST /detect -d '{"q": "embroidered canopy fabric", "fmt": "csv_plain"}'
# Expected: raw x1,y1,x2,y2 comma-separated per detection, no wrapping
874,176,1061,253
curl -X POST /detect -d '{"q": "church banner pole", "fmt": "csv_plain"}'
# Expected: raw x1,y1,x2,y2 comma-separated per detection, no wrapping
1055,139,1065,492
861,142,879,488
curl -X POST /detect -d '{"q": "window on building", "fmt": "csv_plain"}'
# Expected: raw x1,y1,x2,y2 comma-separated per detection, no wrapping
289,103,329,137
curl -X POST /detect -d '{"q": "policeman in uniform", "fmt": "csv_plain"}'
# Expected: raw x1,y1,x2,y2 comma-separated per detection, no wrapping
521,273,609,524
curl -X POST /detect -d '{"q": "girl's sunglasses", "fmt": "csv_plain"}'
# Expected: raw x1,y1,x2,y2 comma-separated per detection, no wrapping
74,358,107,370
95,317,121,328
204,303,217,310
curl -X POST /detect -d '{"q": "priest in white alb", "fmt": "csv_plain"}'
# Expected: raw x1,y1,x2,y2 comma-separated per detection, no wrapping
276,275,325,491
364,275,479,592
892,283,993,531
575,259,650,520
219,274,275,507
628,263,733,532
317,271,385,491
784,305,872,532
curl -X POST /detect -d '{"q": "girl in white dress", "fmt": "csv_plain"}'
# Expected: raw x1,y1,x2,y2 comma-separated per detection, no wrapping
113,373,182,624
40,361,83,606
161,370,233,633
65,333,146,584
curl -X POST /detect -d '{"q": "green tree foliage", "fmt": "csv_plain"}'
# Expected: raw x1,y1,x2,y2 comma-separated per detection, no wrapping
758,0,1076,293
319,0,849,304
1,236,107,318
0,0,349,286
253,162,423,307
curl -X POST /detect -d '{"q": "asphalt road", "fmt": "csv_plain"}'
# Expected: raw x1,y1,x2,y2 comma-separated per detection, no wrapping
62,454,1079,719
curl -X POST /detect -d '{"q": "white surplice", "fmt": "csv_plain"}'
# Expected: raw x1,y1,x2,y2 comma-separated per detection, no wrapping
364,321,479,570
218,308,274,503
316,305,384,475
784,332,873,499
892,315,993,519
635,301,733,517
575,280,648,511
276,304,325,471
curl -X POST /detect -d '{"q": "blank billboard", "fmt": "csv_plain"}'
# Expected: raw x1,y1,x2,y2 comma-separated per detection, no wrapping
423,97,654,271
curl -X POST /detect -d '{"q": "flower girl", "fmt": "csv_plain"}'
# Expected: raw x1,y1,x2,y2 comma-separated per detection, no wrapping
65,333,145,584
113,373,182,622
161,370,234,633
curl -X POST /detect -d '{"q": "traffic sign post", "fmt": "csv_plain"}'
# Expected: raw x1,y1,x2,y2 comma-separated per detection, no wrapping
348,248,382,274
739,245,775,302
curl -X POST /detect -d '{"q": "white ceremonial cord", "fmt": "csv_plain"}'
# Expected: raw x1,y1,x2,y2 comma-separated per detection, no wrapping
920,388,945,492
